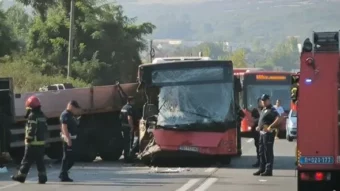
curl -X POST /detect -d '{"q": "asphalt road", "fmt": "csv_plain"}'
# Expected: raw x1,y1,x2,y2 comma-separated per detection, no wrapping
0,137,297,191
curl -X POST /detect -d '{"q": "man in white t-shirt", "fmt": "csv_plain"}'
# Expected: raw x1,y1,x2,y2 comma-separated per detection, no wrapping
273,99,284,139
274,100,284,116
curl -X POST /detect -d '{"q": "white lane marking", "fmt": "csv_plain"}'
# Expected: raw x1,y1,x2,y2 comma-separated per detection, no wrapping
247,139,254,143
0,170,59,190
176,178,201,191
204,167,216,173
194,178,218,191
259,179,267,182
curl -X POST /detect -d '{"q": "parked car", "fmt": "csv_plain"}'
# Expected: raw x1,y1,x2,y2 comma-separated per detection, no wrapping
285,109,297,142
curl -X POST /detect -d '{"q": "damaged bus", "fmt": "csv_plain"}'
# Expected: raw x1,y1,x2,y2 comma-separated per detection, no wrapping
137,60,241,165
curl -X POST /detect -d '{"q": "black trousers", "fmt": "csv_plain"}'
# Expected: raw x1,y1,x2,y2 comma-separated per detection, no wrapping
59,142,74,177
253,131,260,163
259,132,275,172
122,126,139,159
19,145,46,177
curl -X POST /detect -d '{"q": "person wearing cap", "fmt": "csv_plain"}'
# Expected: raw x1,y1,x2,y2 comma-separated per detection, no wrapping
58,100,81,182
251,98,263,167
253,94,280,176
120,96,138,163
11,96,48,184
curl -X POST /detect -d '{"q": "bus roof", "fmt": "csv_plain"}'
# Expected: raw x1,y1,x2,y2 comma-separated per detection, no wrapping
152,57,211,64
140,60,232,69
234,68,264,75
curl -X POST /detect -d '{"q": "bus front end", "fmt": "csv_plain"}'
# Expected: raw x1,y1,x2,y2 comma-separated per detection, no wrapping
241,72,292,135
137,60,239,164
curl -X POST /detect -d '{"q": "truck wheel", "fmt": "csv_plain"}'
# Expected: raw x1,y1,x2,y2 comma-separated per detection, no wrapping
9,148,24,164
82,144,97,162
99,148,122,161
46,143,63,160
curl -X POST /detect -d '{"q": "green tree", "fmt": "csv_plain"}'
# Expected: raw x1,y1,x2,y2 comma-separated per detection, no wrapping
264,37,299,70
23,0,155,84
0,3,17,56
227,49,247,68
5,4,31,49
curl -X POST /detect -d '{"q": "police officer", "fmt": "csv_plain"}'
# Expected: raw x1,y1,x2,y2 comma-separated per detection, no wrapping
253,94,279,176
251,98,263,167
11,96,48,184
236,103,245,156
59,100,81,182
120,96,137,163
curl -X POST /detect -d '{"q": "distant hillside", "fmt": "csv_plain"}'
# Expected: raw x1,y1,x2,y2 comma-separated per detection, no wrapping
3,0,340,44
115,0,340,44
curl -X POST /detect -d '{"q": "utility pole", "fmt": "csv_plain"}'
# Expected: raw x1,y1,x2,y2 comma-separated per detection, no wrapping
67,0,75,79
149,40,155,62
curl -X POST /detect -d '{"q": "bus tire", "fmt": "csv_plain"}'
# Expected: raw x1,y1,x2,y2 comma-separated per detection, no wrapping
218,156,231,166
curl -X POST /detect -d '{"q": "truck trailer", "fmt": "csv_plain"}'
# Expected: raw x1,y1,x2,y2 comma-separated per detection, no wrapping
0,78,143,163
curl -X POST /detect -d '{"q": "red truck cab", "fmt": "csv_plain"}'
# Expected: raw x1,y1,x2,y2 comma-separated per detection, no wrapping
297,31,340,191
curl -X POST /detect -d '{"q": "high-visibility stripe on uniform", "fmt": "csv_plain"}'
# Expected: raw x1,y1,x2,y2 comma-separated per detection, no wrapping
26,141,45,145
27,120,37,124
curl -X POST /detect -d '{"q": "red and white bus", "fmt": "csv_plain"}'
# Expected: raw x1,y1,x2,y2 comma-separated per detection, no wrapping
235,70,293,135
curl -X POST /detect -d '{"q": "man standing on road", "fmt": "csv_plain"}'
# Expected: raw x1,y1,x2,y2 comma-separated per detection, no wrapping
251,98,263,167
11,96,48,184
253,94,280,176
273,99,284,139
59,100,81,182
120,96,138,163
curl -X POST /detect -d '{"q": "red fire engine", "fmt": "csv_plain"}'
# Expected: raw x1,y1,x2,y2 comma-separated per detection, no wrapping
297,31,340,191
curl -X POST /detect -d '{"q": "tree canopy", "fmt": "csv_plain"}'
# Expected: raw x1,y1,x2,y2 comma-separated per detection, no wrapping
0,1,155,92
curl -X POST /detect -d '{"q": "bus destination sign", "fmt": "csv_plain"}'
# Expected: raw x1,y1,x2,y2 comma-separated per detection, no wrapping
256,75,287,81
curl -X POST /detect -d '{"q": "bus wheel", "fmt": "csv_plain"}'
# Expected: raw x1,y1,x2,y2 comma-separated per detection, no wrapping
218,156,231,166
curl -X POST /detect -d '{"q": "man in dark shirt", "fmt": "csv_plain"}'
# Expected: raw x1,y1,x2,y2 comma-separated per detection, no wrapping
253,94,279,176
59,100,81,182
120,96,137,163
235,103,245,156
251,98,263,167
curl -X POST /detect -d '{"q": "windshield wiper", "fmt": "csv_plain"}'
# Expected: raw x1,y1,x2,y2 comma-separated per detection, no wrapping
180,110,221,124
181,110,211,118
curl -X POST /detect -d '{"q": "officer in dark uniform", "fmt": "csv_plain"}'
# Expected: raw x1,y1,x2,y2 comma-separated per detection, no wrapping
120,96,137,163
251,98,263,167
253,94,279,176
59,100,81,182
236,103,245,156
11,96,48,184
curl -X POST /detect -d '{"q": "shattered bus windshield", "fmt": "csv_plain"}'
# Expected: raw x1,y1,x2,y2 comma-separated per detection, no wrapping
152,67,235,128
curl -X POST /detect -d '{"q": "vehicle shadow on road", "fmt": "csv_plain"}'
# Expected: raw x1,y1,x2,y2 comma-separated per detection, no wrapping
224,156,296,170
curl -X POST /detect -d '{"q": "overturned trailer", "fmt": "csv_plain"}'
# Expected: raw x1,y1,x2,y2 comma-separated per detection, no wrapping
137,60,242,164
